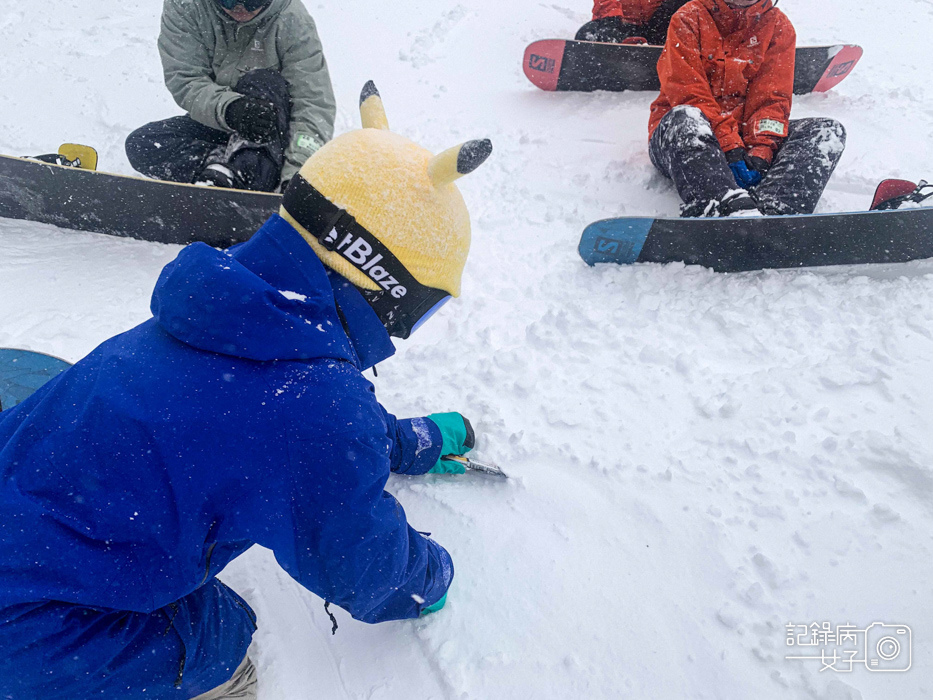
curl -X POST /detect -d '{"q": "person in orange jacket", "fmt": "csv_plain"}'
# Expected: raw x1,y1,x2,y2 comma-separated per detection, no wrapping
647,0,846,217
576,0,690,44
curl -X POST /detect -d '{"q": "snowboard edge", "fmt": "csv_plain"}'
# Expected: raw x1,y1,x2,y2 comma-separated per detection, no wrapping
0,153,281,247
579,207,933,273
524,40,861,95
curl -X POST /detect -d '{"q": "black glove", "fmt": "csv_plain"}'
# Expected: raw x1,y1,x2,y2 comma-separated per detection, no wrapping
225,96,278,143
725,147,747,165
725,148,771,174
744,154,771,175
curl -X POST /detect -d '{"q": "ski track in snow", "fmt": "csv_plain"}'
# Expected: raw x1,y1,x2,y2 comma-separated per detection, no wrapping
2,1,933,699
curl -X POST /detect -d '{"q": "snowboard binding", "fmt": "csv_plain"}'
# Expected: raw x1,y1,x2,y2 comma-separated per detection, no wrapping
871,179,933,211
29,144,98,171
32,153,84,168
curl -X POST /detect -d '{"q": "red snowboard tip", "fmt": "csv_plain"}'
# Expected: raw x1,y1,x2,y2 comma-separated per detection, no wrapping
523,40,566,91
813,45,863,93
871,179,917,211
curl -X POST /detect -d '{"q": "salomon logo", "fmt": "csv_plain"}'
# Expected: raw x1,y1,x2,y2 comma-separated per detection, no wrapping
528,54,556,74
597,238,621,254
321,229,409,298
594,235,640,260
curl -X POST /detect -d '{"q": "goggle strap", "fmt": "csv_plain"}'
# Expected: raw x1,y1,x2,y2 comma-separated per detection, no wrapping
283,178,448,338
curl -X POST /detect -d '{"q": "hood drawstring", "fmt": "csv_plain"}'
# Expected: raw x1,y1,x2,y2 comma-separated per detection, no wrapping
324,601,339,635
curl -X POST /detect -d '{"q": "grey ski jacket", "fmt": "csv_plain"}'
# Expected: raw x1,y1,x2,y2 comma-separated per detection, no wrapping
159,0,336,183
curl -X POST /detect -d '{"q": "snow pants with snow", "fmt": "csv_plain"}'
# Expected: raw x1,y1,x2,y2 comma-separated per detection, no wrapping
649,105,847,216
575,0,690,45
125,69,291,192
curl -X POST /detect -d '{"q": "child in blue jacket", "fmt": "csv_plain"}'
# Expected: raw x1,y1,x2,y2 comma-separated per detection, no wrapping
0,82,492,699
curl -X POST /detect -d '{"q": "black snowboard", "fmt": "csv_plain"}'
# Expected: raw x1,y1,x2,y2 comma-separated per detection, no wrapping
0,153,280,247
578,208,933,273
524,40,863,95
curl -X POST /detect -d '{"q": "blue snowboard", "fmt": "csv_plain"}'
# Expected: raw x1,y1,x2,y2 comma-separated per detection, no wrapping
578,207,933,272
0,349,72,411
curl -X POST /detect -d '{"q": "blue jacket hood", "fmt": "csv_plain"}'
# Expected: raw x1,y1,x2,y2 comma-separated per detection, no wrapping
150,214,396,368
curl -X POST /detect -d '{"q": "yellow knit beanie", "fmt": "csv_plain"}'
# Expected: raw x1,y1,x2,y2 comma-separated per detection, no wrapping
279,81,492,298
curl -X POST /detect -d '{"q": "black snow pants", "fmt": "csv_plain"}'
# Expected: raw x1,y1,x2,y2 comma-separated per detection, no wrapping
575,0,690,45
649,106,847,216
125,69,291,192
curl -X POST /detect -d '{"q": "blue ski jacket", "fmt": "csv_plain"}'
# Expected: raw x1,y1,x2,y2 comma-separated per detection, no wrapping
0,214,451,699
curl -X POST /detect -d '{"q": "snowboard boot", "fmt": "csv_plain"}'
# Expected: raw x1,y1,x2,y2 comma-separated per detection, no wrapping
682,190,761,218
197,163,246,190
196,141,251,190
870,179,933,211
196,135,281,192
721,191,763,218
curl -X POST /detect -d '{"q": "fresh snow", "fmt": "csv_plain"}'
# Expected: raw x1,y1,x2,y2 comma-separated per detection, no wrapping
2,1,933,699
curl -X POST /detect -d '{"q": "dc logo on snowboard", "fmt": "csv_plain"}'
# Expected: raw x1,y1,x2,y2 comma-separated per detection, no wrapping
528,54,556,74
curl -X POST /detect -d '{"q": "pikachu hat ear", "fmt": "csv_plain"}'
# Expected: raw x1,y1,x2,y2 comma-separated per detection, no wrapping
428,139,494,188
359,80,390,131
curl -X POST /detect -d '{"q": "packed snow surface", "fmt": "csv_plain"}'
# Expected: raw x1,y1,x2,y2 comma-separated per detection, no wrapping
2,1,933,698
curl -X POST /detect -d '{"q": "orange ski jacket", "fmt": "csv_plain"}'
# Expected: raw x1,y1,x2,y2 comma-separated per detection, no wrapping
592,0,666,24
648,0,795,163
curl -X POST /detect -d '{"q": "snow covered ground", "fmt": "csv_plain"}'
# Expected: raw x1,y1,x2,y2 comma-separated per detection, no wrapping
2,0,933,698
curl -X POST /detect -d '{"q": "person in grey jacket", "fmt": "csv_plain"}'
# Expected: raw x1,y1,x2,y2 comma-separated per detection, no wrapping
126,0,336,192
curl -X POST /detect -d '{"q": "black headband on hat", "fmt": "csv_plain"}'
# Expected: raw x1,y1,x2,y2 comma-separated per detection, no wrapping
282,178,449,339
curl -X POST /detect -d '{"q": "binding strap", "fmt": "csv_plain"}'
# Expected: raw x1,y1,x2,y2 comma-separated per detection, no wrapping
874,180,933,211
903,180,933,207
283,178,449,339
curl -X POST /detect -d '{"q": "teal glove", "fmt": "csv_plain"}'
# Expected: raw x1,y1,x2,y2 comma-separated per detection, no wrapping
427,412,475,474
420,592,448,616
